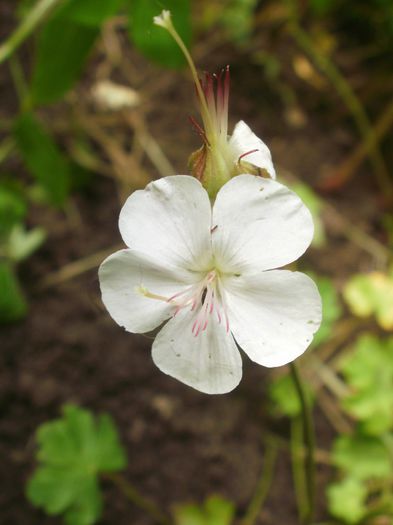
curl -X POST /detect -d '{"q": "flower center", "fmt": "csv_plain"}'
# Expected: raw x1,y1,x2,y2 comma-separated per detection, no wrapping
138,269,229,337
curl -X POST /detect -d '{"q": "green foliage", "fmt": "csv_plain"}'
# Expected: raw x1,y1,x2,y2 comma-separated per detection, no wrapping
343,271,393,331
14,113,71,206
59,0,126,26
174,496,235,525
0,261,27,322
309,0,335,15
0,181,27,234
292,182,326,248
27,405,127,525
339,334,393,435
6,224,45,263
269,373,314,417
332,433,391,480
327,477,367,524
31,18,98,104
312,274,342,346
220,0,258,44
129,0,191,68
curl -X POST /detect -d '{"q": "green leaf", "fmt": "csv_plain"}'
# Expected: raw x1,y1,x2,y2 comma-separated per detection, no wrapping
14,113,71,206
309,0,334,15
59,0,125,26
332,434,391,480
27,405,127,525
339,334,393,434
327,477,367,524
0,261,27,323
343,271,393,330
309,274,342,347
0,182,27,234
31,18,98,103
174,496,235,525
128,0,191,68
292,183,326,248
269,373,314,417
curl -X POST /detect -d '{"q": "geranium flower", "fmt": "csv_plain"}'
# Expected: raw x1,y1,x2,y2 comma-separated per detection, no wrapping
99,174,322,394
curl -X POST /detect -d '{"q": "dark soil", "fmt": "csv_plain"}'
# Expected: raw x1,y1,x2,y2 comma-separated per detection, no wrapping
0,12,388,525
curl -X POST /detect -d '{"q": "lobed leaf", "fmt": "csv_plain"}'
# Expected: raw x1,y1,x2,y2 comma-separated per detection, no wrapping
332,433,391,480
327,477,367,524
339,334,393,434
27,405,126,525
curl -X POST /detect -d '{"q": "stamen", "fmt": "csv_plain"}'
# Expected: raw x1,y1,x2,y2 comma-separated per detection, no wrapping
238,148,259,164
139,268,231,337
188,116,210,145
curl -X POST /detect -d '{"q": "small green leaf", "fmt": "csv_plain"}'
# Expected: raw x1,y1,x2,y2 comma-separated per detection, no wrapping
332,434,391,480
292,183,326,248
0,261,27,323
27,405,127,525
269,373,314,417
339,335,393,434
14,113,71,206
327,477,367,524
174,496,235,525
309,274,342,347
59,0,125,26
128,0,191,68
31,18,98,103
343,271,393,330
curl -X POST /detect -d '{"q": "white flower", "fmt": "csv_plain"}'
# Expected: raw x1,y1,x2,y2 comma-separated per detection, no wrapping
99,175,322,395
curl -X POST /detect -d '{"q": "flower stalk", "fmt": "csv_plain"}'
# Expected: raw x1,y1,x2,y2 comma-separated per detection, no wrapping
290,362,316,524
153,10,276,199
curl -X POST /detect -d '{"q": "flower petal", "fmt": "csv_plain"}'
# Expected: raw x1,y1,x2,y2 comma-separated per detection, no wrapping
99,249,197,333
119,176,212,271
224,270,322,367
152,310,242,394
229,120,276,179
212,175,314,273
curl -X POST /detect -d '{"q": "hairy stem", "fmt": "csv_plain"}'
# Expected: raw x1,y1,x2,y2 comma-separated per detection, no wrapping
241,437,279,525
290,362,316,524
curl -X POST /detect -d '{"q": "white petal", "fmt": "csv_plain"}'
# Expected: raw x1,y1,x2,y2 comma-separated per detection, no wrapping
99,249,197,333
229,120,276,179
119,176,212,271
224,270,322,367
152,309,242,394
212,175,314,273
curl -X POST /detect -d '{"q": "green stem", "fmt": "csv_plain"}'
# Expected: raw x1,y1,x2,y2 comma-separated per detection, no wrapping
0,0,64,65
104,472,171,525
290,362,316,524
241,437,279,525
291,416,309,521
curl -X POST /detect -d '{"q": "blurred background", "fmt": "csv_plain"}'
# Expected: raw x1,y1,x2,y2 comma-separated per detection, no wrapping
1,0,393,524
